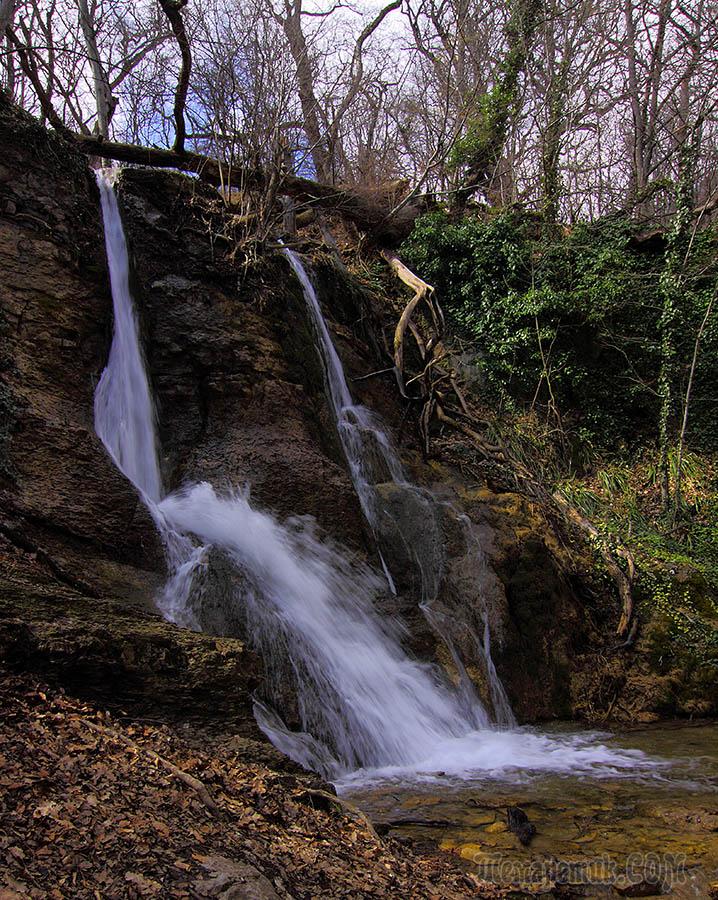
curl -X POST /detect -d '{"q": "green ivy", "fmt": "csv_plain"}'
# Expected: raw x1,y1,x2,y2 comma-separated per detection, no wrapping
401,210,718,452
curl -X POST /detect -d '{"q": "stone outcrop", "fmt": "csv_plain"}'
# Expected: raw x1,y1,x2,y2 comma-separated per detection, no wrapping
0,557,262,733
114,168,366,552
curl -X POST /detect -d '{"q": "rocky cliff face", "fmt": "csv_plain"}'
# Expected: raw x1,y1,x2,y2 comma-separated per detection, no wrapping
107,164,596,722
0,100,164,606
0,98,259,724
114,169,366,552
2,93,706,729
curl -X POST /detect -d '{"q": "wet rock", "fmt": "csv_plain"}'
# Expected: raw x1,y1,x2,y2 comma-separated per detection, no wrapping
0,568,262,730
613,875,662,896
195,856,282,899
113,169,369,554
507,806,536,846
188,547,248,637
0,95,164,602
372,481,443,598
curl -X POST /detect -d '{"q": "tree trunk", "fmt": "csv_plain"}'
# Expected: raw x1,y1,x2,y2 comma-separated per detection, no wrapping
158,0,192,153
455,0,543,206
0,0,16,35
77,0,114,137
281,0,330,182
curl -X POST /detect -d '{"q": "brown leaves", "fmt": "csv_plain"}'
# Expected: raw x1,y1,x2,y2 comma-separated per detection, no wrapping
0,671,491,899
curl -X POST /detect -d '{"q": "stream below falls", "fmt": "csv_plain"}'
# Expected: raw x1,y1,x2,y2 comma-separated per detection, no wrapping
341,721,718,896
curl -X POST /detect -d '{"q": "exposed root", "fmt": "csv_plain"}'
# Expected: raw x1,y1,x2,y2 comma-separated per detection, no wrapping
381,249,439,398
381,248,638,642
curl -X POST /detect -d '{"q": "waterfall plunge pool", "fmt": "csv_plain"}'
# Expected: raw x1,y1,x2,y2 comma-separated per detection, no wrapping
340,721,718,896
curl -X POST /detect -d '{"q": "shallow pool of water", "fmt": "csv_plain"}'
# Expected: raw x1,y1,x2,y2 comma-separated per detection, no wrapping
340,722,718,896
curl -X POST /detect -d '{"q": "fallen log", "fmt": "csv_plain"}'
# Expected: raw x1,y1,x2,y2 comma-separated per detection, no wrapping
72,134,420,243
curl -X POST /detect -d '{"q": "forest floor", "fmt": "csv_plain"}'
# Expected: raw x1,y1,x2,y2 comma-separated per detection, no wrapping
0,669,512,900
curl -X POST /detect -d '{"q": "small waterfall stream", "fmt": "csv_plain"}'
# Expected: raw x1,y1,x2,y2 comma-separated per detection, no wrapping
94,173,162,504
283,250,406,513
283,249,406,594
93,172,654,786
284,248,513,724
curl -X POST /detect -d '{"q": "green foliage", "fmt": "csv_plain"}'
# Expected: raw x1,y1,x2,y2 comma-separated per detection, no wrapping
555,451,718,669
641,573,718,669
401,210,718,453
449,84,514,171
400,205,718,667
555,478,602,518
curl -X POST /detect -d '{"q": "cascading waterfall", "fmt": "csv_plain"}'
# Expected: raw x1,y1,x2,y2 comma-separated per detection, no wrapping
93,170,473,774
283,249,418,595
93,172,655,786
93,170,203,631
283,248,513,724
283,249,406,519
158,482,473,775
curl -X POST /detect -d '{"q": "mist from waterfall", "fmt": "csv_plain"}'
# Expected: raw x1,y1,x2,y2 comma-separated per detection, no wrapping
93,175,656,785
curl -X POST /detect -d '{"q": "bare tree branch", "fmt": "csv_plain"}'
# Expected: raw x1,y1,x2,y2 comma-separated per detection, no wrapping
158,0,191,153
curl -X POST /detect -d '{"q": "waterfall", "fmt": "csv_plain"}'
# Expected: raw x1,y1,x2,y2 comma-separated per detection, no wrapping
93,171,472,775
93,175,653,785
481,613,516,727
283,249,405,523
94,171,162,504
158,482,472,775
283,249,513,722
284,249,443,602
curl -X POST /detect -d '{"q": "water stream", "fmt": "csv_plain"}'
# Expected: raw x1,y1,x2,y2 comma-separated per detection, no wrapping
93,172,663,788
284,248,512,723
344,723,718,895
283,249,406,525
94,172,162,504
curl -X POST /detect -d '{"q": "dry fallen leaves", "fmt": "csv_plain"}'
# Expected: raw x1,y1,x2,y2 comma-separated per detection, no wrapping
0,670,508,899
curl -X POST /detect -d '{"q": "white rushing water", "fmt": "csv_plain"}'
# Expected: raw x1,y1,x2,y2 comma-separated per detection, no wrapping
93,175,658,787
284,248,445,606
158,482,473,775
94,171,162,504
283,248,513,723
93,170,203,629
283,249,406,526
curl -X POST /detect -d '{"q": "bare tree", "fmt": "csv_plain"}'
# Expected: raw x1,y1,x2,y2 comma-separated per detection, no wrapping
158,0,191,152
76,0,115,136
